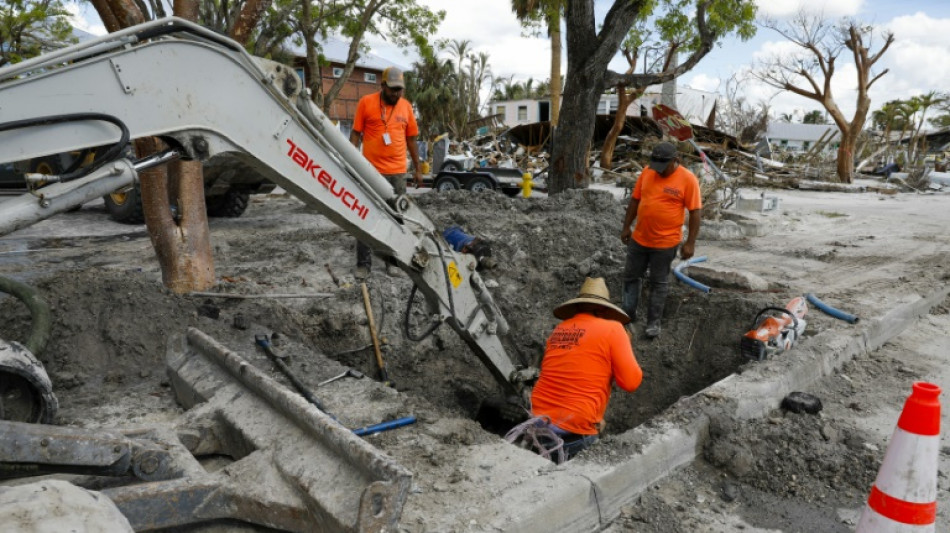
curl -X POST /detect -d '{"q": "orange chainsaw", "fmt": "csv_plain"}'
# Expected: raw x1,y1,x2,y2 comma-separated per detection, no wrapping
740,297,807,361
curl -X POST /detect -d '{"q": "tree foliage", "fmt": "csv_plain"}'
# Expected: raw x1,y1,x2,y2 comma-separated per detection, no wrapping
406,38,494,140
548,0,756,193
802,109,825,124
0,0,75,67
189,0,442,114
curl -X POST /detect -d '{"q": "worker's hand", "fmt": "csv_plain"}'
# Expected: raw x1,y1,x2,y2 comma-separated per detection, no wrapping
680,242,695,260
595,419,607,434
620,229,630,244
413,169,423,189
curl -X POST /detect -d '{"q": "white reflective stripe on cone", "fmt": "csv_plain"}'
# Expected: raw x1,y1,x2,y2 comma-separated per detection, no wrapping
874,429,939,503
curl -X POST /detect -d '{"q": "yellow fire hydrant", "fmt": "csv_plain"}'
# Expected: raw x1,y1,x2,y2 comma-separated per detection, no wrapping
520,172,533,198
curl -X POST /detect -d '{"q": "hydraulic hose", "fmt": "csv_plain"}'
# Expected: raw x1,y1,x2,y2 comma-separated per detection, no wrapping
673,256,711,293
403,233,455,342
805,293,860,324
0,113,130,184
0,276,50,356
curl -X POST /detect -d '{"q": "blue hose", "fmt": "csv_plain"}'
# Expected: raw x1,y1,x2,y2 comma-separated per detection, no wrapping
805,293,860,324
673,256,711,293
352,416,417,436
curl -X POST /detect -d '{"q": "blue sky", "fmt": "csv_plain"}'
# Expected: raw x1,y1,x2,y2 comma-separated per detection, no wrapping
71,0,950,123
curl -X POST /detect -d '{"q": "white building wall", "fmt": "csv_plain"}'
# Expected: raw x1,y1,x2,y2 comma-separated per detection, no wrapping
488,85,717,129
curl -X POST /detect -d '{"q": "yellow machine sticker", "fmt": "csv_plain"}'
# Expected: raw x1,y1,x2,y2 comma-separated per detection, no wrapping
447,262,463,288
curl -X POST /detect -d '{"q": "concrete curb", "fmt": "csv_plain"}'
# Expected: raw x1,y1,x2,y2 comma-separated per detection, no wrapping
508,283,950,532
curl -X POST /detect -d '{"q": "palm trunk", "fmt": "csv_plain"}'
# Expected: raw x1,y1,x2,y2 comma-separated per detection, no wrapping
600,87,641,169
549,11,562,126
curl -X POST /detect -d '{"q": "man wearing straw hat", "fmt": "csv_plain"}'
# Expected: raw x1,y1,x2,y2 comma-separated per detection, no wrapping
506,277,642,462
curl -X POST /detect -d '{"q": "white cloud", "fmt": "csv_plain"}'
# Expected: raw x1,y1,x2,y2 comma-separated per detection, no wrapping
366,0,552,82
67,4,106,36
755,0,864,19
686,73,722,93
735,11,950,120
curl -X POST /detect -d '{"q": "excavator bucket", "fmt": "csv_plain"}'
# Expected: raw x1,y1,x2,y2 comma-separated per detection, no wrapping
0,339,57,424
161,328,412,532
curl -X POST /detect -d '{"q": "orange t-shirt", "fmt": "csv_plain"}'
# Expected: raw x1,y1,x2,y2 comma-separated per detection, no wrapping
530,313,642,435
631,165,702,248
352,92,419,174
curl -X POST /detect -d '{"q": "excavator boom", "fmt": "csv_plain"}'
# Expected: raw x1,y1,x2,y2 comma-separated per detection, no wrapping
0,18,528,398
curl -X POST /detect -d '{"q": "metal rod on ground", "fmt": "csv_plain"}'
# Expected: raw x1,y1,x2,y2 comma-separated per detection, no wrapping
360,282,391,386
254,334,329,413
191,292,333,299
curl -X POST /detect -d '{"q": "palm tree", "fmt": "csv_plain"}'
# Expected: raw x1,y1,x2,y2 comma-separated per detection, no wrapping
872,101,902,159
512,0,564,125
909,91,947,161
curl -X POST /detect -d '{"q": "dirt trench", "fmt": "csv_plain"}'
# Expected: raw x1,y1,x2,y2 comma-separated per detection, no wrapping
0,190,796,438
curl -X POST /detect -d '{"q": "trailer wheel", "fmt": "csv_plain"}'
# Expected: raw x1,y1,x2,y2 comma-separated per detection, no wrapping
434,175,461,192
440,161,461,172
466,176,493,193
104,184,144,224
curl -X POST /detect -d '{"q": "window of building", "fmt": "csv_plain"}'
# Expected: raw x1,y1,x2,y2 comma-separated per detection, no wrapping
364,72,377,83
802,141,810,150
332,67,344,78
517,105,527,121
496,105,505,116
295,68,306,84
780,139,788,147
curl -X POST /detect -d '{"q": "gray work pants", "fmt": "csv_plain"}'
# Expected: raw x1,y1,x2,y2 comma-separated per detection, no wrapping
357,173,408,268
621,240,679,324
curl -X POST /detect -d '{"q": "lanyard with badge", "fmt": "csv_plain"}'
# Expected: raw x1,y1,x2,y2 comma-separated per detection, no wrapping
380,93,393,146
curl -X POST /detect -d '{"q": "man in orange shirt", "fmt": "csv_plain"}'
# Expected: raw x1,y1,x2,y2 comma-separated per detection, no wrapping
620,142,702,338
508,277,642,462
350,66,422,279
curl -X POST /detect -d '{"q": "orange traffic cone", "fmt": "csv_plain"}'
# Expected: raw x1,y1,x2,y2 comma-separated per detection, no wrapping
856,381,941,532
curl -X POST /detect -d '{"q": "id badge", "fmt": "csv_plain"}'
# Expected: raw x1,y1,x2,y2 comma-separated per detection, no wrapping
382,132,392,146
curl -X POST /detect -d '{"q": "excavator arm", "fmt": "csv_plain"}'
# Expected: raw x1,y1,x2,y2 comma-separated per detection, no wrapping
0,18,532,400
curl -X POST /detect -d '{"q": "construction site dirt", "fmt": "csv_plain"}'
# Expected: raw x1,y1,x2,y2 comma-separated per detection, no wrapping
1,182,948,532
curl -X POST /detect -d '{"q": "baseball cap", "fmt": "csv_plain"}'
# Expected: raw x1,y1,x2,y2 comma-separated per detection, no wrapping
382,67,405,89
649,142,677,174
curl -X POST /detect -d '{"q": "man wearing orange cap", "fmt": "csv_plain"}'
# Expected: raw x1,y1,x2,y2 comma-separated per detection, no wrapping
350,66,422,279
506,277,642,462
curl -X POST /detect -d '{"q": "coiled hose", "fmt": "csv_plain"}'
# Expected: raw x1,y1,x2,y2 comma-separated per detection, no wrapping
0,276,50,355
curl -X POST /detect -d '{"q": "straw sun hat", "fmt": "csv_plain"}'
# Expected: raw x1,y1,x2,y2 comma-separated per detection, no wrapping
553,277,630,325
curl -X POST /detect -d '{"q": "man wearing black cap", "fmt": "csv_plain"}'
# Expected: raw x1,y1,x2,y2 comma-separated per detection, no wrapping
619,142,702,338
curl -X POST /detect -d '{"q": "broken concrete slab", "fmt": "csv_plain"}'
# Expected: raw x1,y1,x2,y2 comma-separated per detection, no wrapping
698,220,745,241
685,264,770,291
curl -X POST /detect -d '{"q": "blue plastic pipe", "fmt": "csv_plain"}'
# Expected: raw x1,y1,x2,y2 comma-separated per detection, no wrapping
673,256,711,293
805,293,860,324
352,416,417,437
